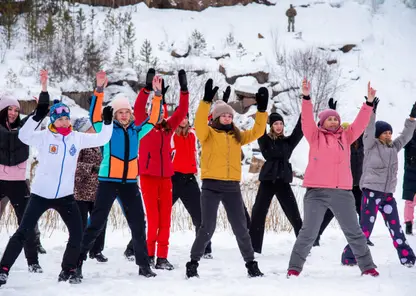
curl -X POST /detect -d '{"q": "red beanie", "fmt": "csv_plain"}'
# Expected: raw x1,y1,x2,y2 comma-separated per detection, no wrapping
318,109,341,128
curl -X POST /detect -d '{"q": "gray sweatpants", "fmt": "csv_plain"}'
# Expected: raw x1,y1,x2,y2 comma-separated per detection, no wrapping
288,188,376,272
190,180,254,262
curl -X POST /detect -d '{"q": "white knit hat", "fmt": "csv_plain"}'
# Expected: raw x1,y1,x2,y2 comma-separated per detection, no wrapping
111,94,132,115
0,95,20,112
211,100,234,120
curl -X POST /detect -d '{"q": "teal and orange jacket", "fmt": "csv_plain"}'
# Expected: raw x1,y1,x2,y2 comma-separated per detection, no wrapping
90,91,161,183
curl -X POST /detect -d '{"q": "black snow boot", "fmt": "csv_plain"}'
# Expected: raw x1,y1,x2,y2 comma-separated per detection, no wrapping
245,260,264,278
124,248,135,261
313,235,321,247
185,260,199,278
406,221,413,235
58,269,82,284
37,244,47,254
139,265,157,278
149,256,155,267
0,268,8,287
89,252,108,263
155,258,174,270
28,263,43,273
76,260,84,279
367,239,375,246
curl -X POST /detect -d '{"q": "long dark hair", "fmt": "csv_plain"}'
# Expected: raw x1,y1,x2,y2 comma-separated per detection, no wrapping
211,117,242,143
0,107,21,130
159,118,172,133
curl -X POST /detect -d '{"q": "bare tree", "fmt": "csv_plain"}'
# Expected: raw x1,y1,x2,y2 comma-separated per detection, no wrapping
279,47,342,119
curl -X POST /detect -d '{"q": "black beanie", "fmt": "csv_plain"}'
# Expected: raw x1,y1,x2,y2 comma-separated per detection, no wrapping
375,121,393,138
269,112,284,126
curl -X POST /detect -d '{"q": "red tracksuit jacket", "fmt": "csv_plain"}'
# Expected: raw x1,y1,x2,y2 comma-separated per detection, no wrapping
171,128,198,174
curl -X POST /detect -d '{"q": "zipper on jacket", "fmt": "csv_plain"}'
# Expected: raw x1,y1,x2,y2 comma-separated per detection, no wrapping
338,140,344,150
55,137,67,198
160,131,164,176
122,128,130,183
227,133,230,179
146,152,151,169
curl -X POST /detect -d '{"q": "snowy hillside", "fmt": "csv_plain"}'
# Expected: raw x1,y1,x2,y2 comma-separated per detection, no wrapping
1,0,416,293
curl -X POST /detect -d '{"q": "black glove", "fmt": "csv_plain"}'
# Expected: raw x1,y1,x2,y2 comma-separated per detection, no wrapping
410,102,416,118
223,86,231,103
103,106,113,125
328,98,337,110
178,69,187,91
33,92,50,122
373,97,380,113
203,79,219,103
161,79,169,104
364,96,374,107
91,166,100,174
256,87,269,112
145,68,155,91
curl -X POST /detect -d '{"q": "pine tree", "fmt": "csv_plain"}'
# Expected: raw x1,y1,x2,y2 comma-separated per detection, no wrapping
84,35,103,81
114,43,125,67
0,0,20,49
236,43,247,59
190,29,206,56
41,13,55,55
123,21,136,64
76,8,87,43
104,9,117,42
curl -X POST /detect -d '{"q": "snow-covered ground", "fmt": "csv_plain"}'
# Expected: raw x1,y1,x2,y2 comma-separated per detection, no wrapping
1,221,416,296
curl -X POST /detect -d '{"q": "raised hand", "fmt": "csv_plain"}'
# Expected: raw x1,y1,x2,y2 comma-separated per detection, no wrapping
203,79,219,103
178,69,188,92
161,79,169,104
153,75,163,95
145,68,156,91
256,87,269,112
40,69,48,92
366,82,376,103
96,70,108,91
223,86,231,103
302,78,311,97
328,98,337,110
103,106,113,125
373,97,380,113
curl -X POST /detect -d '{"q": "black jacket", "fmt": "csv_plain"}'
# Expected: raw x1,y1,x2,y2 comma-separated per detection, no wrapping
258,116,303,183
0,116,31,167
403,132,416,201
350,135,364,186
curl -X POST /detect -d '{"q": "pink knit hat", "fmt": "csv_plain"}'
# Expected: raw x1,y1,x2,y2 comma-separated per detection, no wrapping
111,94,132,115
318,109,341,127
212,100,234,120
0,95,20,112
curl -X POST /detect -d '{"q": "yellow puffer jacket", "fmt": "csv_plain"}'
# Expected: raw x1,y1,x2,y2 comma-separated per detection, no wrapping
195,101,268,181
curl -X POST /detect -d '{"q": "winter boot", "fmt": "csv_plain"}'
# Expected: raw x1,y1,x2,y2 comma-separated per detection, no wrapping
28,263,43,273
124,248,135,262
76,260,83,279
149,256,155,267
185,260,199,278
139,265,157,278
313,235,320,247
155,258,174,270
367,239,375,246
287,269,300,278
245,261,264,277
0,267,9,287
362,268,379,277
405,221,413,235
203,253,213,259
37,244,47,254
58,269,82,284
89,252,108,263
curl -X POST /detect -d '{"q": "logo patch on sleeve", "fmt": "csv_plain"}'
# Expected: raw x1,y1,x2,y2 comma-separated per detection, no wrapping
49,144,58,154
69,144,77,156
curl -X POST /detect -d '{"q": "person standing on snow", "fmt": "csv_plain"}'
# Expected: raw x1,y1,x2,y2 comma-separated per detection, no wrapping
313,99,374,247
249,111,303,254
287,80,379,277
341,99,416,267
133,69,189,270
170,108,214,259
72,116,108,263
0,70,114,287
78,73,163,278
402,131,416,235
185,79,268,278
0,88,47,273
286,4,297,32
